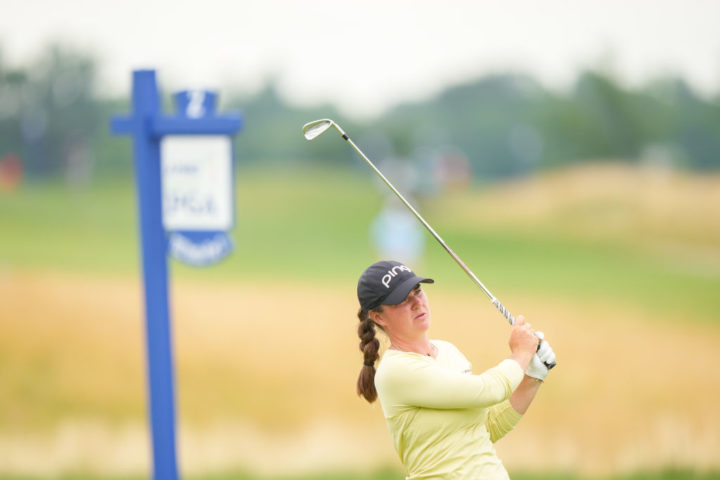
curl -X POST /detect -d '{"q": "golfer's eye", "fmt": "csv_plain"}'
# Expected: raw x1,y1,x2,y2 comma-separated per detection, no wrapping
401,285,423,304
410,285,423,298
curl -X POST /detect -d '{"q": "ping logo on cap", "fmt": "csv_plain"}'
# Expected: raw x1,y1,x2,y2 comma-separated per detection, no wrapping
381,264,411,288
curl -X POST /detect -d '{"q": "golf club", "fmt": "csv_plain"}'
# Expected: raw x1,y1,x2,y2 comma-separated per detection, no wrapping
303,118,555,369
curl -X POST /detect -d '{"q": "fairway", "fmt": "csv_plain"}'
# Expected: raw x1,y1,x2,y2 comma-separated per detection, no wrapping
1,165,719,478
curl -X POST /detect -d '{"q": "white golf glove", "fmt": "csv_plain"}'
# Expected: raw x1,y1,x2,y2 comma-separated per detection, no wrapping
525,332,556,381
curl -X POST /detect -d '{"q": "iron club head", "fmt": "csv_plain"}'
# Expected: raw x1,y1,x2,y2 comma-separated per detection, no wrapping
302,119,334,141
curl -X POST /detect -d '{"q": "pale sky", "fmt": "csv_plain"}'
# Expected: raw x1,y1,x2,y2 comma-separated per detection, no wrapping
1,0,719,118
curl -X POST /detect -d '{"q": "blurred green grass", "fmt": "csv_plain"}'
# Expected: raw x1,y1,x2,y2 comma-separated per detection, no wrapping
1,165,719,322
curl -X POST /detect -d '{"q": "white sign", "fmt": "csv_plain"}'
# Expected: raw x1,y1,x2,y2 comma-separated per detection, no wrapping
161,135,233,231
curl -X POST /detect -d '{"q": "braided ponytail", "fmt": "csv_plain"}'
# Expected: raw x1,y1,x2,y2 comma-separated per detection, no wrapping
356,307,381,403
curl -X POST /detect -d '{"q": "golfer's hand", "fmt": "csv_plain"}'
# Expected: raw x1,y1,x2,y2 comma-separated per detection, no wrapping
526,332,557,381
508,316,539,370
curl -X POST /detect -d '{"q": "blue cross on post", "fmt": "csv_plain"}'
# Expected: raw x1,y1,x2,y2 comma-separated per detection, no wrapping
110,69,242,480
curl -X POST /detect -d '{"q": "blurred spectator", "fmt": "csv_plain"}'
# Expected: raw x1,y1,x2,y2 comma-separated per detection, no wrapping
433,149,471,192
0,153,23,192
371,197,425,267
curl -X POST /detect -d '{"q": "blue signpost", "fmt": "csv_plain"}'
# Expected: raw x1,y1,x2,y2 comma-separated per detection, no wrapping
110,70,242,480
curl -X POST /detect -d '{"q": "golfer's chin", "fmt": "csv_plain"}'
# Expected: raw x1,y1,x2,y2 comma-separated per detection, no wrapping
414,312,431,331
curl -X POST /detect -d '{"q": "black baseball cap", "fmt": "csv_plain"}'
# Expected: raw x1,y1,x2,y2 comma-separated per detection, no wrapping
357,260,434,311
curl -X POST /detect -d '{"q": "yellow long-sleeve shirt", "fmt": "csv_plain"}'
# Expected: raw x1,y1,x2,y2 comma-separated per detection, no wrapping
374,340,525,480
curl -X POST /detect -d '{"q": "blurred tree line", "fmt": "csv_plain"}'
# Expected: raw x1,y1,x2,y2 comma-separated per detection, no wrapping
1,43,719,184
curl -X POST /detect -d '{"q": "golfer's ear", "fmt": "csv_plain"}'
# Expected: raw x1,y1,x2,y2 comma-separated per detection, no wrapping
370,310,386,327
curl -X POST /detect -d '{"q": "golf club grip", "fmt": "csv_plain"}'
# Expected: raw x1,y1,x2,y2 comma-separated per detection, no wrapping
491,297,515,325
492,298,556,370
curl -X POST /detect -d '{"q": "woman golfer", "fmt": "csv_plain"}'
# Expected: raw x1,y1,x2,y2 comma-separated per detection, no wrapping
356,260,556,479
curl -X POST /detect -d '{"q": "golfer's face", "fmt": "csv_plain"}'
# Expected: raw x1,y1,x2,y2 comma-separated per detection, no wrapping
380,285,431,338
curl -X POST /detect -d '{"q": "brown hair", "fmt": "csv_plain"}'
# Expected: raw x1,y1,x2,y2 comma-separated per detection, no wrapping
356,306,382,403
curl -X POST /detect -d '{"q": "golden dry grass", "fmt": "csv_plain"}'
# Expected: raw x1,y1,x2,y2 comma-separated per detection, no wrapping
1,269,719,477
437,163,720,254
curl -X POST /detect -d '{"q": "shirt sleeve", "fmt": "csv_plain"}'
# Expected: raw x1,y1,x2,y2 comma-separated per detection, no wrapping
485,399,523,443
376,356,524,410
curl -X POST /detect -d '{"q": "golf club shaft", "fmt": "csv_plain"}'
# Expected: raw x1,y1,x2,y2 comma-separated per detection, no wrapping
306,119,554,369
338,129,517,327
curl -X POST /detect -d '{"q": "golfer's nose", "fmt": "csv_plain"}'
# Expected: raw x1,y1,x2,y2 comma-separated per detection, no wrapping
409,293,421,308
